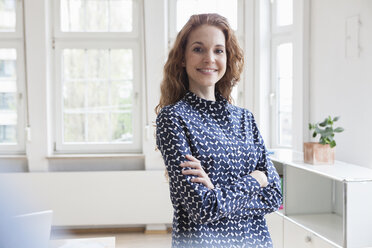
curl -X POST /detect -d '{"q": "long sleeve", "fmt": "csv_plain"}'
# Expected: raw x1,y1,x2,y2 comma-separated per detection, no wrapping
236,115,282,217
156,109,262,224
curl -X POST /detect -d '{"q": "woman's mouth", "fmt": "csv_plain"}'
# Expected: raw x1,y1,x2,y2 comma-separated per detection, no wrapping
197,68,218,73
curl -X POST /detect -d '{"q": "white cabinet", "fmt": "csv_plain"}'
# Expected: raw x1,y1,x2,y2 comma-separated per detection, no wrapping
266,212,283,248
283,217,338,248
266,149,372,248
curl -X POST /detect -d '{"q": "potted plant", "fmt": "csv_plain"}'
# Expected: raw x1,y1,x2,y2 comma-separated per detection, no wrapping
304,116,344,165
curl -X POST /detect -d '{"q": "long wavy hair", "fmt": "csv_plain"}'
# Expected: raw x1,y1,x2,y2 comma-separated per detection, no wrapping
155,13,244,114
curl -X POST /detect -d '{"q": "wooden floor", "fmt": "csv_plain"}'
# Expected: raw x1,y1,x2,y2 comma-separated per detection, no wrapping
51,229,172,248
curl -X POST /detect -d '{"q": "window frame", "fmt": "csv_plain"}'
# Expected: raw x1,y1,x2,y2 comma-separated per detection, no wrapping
268,0,308,150
53,0,142,154
270,36,293,148
269,0,295,149
53,0,140,39
0,0,26,154
270,0,293,34
0,0,23,39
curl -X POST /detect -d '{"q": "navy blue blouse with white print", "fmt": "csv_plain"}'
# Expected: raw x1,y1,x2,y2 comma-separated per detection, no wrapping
156,91,282,248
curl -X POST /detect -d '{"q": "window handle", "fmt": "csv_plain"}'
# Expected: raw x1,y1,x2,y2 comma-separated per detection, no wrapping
269,92,276,106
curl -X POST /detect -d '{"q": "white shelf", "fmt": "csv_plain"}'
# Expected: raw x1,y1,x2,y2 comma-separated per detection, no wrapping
266,149,372,247
287,213,343,247
269,149,372,182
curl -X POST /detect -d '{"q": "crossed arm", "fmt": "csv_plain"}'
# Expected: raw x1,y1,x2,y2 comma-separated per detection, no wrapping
156,110,282,224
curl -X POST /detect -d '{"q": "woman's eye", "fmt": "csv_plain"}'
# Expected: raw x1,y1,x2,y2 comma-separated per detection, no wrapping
215,49,224,54
193,47,202,53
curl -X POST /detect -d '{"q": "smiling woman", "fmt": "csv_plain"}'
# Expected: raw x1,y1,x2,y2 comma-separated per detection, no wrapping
155,14,282,248
183,25,227,100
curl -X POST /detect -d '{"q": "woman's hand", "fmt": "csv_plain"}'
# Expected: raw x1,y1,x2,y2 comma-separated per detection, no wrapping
180,154,215,190
250,170,268,188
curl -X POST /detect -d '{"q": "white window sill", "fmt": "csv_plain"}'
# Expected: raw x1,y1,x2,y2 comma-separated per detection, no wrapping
47,153,145,159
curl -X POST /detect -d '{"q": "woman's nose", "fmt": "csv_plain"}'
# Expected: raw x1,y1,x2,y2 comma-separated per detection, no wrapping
203,51,215,63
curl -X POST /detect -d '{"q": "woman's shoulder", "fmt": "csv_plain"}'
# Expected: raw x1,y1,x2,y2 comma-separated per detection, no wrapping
156,99,189,122
228,104,254,119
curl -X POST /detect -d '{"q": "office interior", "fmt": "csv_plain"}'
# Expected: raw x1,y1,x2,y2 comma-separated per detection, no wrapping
0,0,371,247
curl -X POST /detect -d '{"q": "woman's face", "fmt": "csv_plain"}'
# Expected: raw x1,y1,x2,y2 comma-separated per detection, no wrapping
184,25,227,92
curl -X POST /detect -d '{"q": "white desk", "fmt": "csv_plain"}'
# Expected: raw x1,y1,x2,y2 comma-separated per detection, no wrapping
50,237,115,248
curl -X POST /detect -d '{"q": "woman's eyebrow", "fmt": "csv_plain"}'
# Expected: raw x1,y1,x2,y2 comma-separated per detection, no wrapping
191,41,225,48
191,41,204,46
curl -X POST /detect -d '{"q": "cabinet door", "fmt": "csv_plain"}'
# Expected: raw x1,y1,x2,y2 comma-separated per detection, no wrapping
312,234,340,248
283,218,339,248
265,212,283,248
283,218,312,248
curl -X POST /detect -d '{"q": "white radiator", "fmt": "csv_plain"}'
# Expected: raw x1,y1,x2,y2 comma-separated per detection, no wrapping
0,171,173,227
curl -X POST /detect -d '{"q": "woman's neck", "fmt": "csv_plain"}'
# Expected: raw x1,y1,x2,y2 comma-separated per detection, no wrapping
189,86,216,101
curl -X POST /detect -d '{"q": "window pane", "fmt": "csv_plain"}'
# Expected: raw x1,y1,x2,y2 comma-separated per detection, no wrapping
62,48,134,143
111,81,132,142
86,113,110,142
0,0,16,32
61,0,133,32
276,0,293,26
0,49,17,144
63,81,85,109
276,43,293,146
86,81,108,108
111,112,132,142
0,92,16,110
110,0,132,32
110,49,132,80
86,0,108,32
176,0,238,31
63,49,85,79
85,49,109,79
0,125,16,143
64,113,85,142
61,0,84,31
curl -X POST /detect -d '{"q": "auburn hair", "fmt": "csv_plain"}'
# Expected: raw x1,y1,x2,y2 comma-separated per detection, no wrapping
155,13,244,114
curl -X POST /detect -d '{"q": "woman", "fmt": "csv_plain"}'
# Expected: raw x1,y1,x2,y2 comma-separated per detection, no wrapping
156,13,282,248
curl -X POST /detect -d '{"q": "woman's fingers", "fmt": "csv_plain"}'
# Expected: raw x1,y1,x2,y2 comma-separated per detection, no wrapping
180,161,201,169
180,155,215,189
182,168,203,177
190,177,205,183
185,154,200,162
191,176,214,189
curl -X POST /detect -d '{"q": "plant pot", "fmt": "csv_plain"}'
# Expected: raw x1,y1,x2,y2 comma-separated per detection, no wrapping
303,142,335,165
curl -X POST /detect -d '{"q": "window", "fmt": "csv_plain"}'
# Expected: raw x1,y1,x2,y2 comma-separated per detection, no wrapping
169,0,244,105
54,0,141,153
270,0,294,148
275,0,293,27
0,0,16,32
0,0,26,153
271,41,293,147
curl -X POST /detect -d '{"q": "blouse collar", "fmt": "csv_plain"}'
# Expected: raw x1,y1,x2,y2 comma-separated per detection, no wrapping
183,90,229,112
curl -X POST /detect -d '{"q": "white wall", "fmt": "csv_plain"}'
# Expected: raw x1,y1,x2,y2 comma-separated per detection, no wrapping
0,171,172,227
310,0,372,168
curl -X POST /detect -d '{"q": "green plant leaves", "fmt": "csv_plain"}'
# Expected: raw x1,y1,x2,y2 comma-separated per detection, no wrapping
319,119,327,127
308,116,344,147
330,140,336,148
334,127,344,133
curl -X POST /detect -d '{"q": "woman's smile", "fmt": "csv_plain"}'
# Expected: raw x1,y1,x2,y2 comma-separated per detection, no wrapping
197,68,218,74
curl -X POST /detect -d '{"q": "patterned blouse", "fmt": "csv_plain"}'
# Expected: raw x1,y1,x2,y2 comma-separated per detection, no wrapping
156,91,282,248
